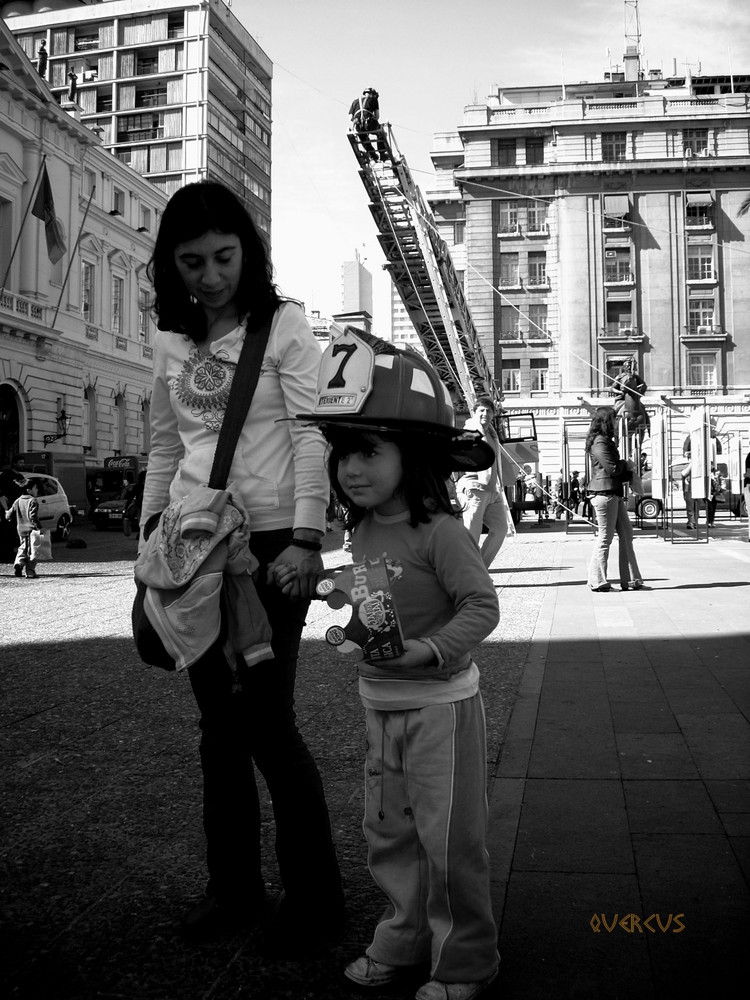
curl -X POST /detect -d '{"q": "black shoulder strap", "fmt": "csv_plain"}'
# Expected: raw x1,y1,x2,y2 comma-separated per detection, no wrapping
208,310,275,490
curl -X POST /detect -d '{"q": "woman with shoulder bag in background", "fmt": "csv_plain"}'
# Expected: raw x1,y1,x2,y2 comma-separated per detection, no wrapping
585,406,647,593
140,181,344,951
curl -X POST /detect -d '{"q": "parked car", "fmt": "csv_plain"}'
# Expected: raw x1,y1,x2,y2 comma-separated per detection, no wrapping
91,485,132,530
22,474,74,540
630,461,742,520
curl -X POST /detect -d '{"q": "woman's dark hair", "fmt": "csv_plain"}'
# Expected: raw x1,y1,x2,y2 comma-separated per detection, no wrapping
585,406,617,453
147,182,280,338
323,426,454,529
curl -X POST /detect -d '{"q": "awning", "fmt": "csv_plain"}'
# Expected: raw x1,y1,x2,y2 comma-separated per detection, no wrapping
603,195,630,216
685,191,713,206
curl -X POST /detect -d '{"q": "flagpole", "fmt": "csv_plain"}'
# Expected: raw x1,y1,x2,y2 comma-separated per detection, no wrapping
52,184,96,328
0,154,47,292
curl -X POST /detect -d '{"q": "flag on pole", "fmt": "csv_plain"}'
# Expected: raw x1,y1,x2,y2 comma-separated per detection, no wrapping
31,164,67,264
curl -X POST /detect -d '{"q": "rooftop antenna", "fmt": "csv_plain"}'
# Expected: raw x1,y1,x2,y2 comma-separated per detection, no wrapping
624,0,642,78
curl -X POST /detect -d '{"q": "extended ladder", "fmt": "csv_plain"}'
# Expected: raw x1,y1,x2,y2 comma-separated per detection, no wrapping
348,123,498,412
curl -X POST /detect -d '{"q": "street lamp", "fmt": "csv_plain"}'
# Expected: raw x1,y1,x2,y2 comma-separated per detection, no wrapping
43,409,72,446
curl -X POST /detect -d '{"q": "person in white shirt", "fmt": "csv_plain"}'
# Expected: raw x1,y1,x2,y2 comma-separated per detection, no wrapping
455,397,514,568
140,181,343,950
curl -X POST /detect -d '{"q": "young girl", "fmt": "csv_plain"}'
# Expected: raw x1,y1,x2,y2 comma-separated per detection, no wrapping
287,329,501,1000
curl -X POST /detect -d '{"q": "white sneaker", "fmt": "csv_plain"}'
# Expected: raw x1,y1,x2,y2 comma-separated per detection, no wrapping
344,954,401,986
415,967,499,1000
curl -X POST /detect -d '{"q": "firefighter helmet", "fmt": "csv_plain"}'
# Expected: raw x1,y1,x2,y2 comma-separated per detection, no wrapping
295,328,494,472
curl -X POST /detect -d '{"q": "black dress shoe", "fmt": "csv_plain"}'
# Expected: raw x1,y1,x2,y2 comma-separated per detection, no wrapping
180,895,266,943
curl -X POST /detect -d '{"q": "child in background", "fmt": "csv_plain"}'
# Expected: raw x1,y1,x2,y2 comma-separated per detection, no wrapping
284,329,501,1000
8,480,43,578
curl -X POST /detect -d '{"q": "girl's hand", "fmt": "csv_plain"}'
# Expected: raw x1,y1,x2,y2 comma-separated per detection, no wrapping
373,639,436,670
269,562,298,595
267,545,324,601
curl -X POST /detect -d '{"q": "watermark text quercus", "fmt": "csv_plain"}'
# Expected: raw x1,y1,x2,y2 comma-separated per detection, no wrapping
590,913,686,934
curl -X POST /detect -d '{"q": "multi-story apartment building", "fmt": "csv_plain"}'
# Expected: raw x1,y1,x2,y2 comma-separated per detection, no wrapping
427,51,750,474
1,16,167,504
3,0,272,235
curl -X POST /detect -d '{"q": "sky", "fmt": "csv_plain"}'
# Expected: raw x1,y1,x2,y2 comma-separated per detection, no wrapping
234,0,750,328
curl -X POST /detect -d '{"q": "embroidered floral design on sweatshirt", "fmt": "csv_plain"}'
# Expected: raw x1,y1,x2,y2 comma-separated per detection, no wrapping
169,347,235,431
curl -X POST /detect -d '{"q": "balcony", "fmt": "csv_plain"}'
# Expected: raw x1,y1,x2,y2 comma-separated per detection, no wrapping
686,269,718,285
604,267,634,285
498,274,523,290
681,325,727,342
599,323,643,343
526,273,549,290
685,214,713,230
526,222,549,237
497,225,521,239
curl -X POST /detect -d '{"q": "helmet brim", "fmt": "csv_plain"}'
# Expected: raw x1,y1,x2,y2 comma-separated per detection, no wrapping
293,414,495,473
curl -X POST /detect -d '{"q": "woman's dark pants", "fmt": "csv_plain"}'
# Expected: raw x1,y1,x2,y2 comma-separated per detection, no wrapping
187,528,343,917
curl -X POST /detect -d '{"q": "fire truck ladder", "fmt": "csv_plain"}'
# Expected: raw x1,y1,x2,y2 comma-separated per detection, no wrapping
348,123,499,412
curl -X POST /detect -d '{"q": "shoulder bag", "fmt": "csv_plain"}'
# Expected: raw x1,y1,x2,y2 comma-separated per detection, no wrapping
132,311,275,670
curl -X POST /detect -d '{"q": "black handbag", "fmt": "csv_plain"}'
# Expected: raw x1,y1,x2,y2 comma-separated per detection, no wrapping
132,312,275,670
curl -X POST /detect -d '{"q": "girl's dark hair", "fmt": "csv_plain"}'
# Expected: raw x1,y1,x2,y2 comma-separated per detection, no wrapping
323,427,454,529
147,182,280,338
585,406,617,452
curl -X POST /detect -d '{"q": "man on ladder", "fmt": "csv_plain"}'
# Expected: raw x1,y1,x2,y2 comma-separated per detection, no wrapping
349,88,389,162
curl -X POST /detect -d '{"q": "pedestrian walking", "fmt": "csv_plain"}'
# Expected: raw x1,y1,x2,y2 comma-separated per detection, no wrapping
585,406,646,592
455,396,515,568
281,329,500,1000
8,480,43,578
139,180,344,949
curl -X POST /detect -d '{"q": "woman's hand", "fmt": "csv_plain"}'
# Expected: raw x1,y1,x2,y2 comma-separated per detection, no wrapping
267,545,323,601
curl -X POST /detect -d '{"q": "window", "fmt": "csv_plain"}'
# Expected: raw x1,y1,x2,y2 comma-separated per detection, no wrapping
688,352,717,388
136,52,158,75
602,195,630,227
499,305,520,340
685,192,713,226
530,359,549,391
96,90,113,113
497,202,519,234
602,131,627,161
502,360,520,393
136,86,167,108
526,138,544,165
605,301,633,336
527,304,548,338
683,129,708,156
604,248,631,282
527,201,548,232
81,261,95,322
527,252,547,286
112,188,124,215
687,245,714,281
688,298,715,334
167,12,185,38
453,220,465,244
139,206,151,232
499,253,520,287
138,287,150,341
111,275,124,334
495,139,516,167
83,169,96,198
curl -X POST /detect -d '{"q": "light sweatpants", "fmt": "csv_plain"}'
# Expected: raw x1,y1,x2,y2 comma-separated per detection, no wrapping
363,694,499,983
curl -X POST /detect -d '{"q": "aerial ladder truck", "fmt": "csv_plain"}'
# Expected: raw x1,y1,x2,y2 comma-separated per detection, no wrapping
347,120,542,514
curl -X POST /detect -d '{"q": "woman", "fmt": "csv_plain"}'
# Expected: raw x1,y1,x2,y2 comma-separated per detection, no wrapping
585,406,646,592
140,182,343,947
